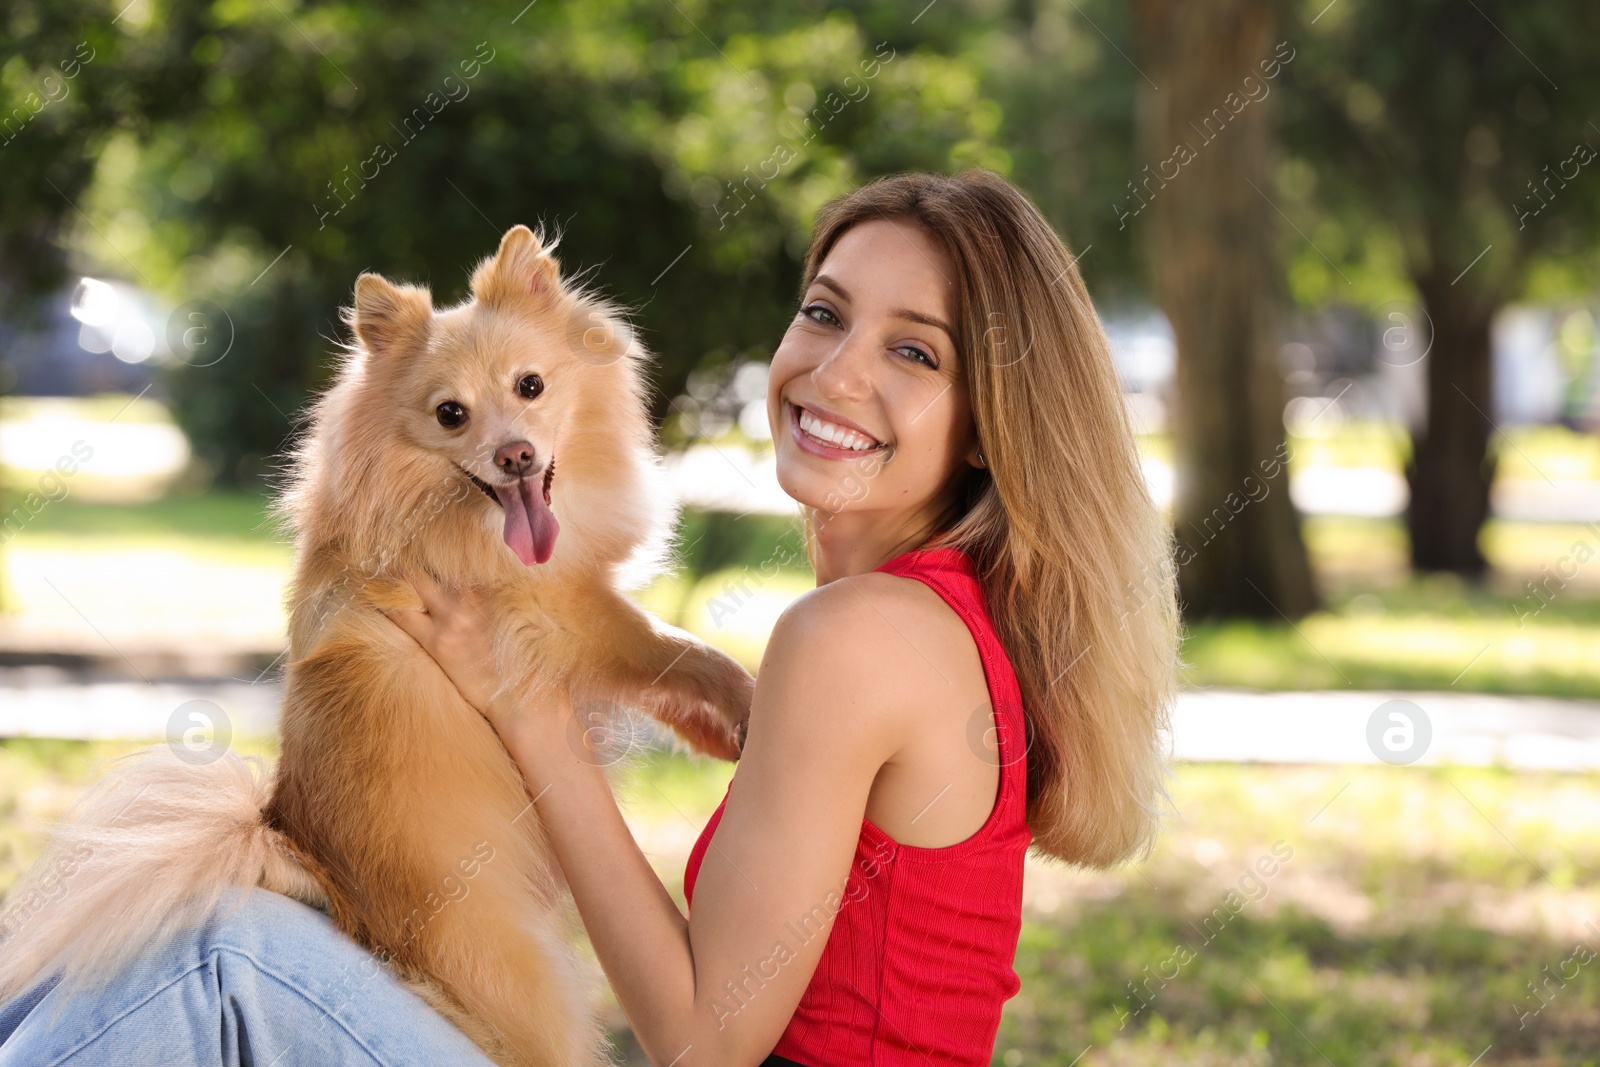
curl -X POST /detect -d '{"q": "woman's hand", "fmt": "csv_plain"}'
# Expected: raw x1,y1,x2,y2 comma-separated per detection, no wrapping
380,568,554,743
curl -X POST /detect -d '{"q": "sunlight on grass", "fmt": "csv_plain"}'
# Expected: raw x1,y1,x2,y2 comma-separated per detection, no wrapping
1494,424,1600,481
0,394,193,504
1142,419,1600,480
1286,419,1412,470
1181,588,1600,696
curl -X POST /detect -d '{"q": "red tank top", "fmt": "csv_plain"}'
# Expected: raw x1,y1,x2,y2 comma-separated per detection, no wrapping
683,545,1032,1066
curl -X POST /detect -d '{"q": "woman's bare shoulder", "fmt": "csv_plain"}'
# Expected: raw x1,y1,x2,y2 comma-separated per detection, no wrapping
769,569,960,660
755,571,975,740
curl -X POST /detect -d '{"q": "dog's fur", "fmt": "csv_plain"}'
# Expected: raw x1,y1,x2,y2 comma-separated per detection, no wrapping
0,226,754,1066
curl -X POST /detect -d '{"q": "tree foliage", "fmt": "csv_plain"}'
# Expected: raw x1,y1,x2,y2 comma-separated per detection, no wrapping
2,0,1003,483
1277,0,1600,573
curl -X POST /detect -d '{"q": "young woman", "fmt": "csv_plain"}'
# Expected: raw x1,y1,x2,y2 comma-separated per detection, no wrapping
0,169,1178,1067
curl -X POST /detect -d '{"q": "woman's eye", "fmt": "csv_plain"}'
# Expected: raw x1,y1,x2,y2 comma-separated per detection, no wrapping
801,303,840,327
517,374,544,400
436,400,467,428
896,345,936,368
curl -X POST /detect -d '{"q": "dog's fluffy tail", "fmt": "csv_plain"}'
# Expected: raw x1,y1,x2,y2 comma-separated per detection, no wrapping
0,744,327,1004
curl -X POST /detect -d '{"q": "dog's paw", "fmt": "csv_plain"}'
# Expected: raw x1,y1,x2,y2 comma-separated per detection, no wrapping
650,643,754,761
667,714,745,763
692,643,756,729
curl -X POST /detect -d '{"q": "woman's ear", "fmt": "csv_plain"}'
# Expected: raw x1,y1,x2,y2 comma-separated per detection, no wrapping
351,273,432,356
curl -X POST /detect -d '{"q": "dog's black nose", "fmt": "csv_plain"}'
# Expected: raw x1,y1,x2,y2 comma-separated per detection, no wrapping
493,439,537,477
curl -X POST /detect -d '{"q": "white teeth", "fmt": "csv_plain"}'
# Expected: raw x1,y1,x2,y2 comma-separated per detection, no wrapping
798,407,880,451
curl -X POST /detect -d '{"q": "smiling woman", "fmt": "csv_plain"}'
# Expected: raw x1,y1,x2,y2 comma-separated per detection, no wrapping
778,171,1183,866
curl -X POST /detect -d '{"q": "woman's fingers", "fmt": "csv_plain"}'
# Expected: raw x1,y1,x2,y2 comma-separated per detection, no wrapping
381,570,442,641
402,568,485,624
382,600,431,645
402,566,444,610
378,571,502,712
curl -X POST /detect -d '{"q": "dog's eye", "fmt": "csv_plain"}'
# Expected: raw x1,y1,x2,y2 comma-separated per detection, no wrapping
518,374,545,400
436,401,467,428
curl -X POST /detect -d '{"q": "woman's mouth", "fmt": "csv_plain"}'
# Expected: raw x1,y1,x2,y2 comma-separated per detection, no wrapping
789,402,888,459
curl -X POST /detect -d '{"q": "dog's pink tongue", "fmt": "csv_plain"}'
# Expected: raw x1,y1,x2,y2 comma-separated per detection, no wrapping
493,477,559,565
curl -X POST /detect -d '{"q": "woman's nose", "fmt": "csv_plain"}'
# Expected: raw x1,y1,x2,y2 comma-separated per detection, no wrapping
811,333,873,402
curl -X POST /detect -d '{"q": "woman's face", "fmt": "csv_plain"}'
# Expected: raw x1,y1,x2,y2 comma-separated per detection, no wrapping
767,218,980,522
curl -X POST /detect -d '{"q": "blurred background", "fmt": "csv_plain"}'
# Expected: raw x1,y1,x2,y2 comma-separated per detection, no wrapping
2,0,1598,1063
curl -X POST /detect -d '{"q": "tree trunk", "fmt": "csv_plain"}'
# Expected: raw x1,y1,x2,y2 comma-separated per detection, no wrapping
1132,0,1319,621
1407,268,1497,574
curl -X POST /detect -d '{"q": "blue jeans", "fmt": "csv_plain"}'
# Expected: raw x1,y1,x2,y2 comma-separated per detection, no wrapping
0,886,498,1066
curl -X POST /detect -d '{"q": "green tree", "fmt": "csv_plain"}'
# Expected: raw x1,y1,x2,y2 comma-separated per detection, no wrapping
1129,0,1318,620
967,0,1147,300
1279,0,1600,575
2,0,1001,489
936,0,1318,619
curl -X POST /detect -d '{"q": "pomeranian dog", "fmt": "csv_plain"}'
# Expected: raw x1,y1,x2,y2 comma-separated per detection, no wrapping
0,225,755,1066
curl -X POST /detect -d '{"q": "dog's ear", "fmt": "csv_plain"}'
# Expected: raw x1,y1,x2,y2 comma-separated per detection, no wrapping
351,273,432,356
470,224,562,307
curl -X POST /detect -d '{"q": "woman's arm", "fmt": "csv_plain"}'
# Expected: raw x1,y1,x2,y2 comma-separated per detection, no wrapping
385,573,926,1067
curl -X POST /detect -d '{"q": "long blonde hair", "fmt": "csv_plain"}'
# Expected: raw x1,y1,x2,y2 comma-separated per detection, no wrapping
800,170,1182,868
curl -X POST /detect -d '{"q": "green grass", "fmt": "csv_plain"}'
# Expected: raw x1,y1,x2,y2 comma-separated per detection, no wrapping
1180,571,1600,697
1005,900,1597,1065
613,742,737,826
7,487,286,545
607,753,1600,1064
1494,423,1600,481
993,762,1600,1066
1286,419,1413,469
5,489,294,577
0,736,282,900
0,393,174,426
6,744,1595,1065
621,747,1600,1064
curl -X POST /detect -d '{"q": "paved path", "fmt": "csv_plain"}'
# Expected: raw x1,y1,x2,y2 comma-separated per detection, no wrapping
1174,688,1600,771
3,667,1596,770
0,666,283,741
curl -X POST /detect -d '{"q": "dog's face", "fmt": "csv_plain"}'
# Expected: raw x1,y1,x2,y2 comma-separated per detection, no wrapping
340,225,656,575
